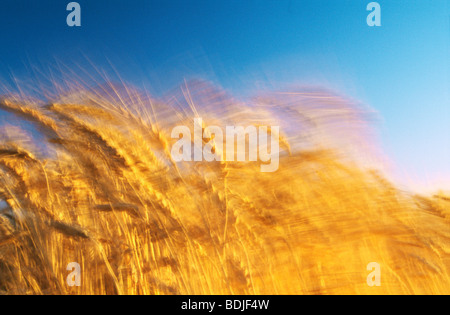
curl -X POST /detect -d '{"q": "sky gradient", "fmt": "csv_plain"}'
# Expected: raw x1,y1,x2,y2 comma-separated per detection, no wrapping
0,0,449,191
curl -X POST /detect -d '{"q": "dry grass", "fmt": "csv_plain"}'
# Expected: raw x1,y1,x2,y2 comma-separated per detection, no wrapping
0,79,449,295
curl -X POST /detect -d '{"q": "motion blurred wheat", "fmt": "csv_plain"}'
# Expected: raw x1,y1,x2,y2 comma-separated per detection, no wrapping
0,79,449,295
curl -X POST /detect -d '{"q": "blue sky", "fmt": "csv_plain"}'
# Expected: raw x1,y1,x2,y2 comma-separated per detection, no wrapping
0,0,449,191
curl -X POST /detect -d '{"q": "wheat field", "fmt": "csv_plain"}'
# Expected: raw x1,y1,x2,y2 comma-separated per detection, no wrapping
0,78,449,295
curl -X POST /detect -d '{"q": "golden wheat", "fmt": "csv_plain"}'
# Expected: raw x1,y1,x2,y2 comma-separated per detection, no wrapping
0,79,448,295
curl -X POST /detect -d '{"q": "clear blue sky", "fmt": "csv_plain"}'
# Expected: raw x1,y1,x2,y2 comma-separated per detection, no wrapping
0,0,449,191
